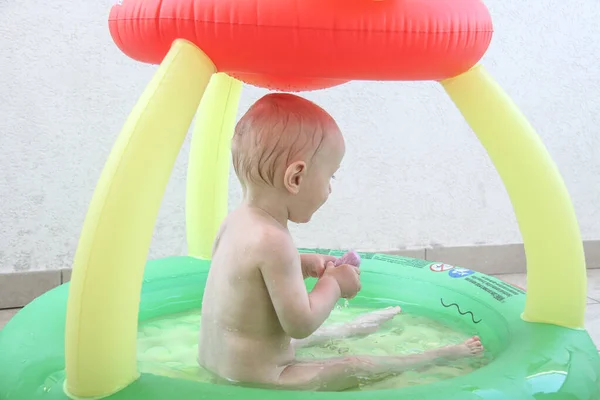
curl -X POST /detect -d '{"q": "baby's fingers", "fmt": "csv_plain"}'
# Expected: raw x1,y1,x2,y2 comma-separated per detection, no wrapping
314,264,326,278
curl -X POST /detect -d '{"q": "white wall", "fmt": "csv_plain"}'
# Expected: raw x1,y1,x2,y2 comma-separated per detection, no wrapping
0,0,599,272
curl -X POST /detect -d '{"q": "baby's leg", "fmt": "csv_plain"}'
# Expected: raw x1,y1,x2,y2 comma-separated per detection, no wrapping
292,306,401,349
279,336,483,391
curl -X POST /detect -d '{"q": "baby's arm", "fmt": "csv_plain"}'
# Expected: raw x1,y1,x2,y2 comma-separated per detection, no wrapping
259,231,341,339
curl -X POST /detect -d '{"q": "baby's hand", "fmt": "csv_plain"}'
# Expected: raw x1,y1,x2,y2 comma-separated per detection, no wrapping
313,254,337,277
301,254,337,278
322,262,361,299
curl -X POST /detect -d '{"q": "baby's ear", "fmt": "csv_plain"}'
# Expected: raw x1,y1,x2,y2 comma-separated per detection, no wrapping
283,161,306,194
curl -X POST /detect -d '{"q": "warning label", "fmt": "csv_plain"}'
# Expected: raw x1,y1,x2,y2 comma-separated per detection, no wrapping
430,263,455,272
448,267,475,278
464,274,525,302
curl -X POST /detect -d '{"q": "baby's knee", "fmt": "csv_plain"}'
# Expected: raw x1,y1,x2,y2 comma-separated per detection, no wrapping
345,355,373,366
334,355,375,375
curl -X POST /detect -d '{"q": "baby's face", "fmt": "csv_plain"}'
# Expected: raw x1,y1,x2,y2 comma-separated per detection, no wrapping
289,129,345,223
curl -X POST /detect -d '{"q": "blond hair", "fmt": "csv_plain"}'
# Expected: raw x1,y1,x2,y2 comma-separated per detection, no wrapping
232,93,338,187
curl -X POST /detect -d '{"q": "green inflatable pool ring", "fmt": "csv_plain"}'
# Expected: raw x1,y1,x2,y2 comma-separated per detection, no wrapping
1,252,599,399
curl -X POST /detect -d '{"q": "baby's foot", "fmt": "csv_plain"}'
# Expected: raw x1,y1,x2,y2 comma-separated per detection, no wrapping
437,336,484,360
346,306,402,336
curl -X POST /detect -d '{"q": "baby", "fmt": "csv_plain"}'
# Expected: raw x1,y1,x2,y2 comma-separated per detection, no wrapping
198,93,483,391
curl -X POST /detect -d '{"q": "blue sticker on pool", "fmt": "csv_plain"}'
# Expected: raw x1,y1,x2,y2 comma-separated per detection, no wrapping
448,268,475,278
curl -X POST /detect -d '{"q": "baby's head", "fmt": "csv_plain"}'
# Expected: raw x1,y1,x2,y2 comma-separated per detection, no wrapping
232,93,344,223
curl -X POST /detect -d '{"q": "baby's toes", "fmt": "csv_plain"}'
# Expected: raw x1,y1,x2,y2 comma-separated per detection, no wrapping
464,336,484,354
466,336,480,345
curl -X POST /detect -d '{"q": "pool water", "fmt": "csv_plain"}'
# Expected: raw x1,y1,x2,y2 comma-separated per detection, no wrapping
137,305,490,391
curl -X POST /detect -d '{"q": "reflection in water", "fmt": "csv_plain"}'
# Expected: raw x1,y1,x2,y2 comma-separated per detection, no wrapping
137,306,490,391
526,370,567,395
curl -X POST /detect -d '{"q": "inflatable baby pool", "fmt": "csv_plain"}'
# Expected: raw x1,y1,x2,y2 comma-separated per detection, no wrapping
2,252,599,399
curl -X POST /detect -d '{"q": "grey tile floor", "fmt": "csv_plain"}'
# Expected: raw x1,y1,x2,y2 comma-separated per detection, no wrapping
2,271,600,347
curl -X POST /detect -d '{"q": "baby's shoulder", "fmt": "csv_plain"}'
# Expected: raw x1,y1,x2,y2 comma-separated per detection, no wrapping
243,223,296,266
224,207,297,268
248,223,292,250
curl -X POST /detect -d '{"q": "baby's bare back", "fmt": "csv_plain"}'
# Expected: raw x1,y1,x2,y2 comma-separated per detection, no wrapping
198,208,298,384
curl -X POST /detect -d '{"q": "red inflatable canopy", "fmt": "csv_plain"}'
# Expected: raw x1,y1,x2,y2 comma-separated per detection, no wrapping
108,0,493,91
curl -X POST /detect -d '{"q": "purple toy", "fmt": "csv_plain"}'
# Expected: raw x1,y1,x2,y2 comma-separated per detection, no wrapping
334,250,361,267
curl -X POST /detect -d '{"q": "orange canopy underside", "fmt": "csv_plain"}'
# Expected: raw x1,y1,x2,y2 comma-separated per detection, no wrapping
109,0,493,91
